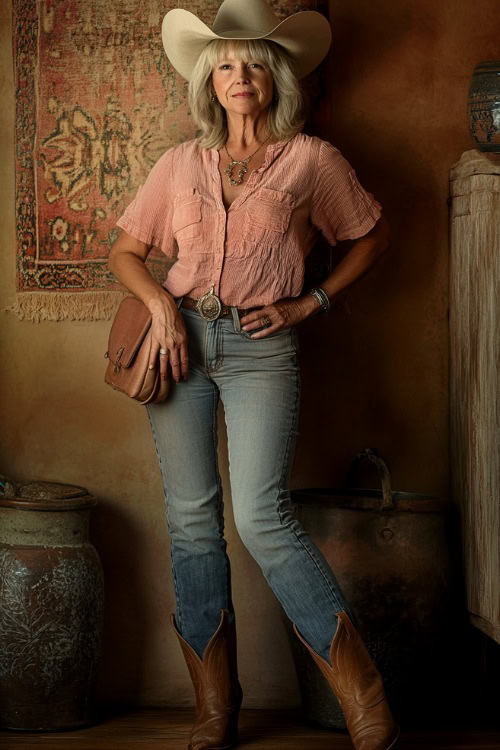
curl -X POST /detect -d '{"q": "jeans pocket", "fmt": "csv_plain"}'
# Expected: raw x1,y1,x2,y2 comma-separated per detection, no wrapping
238,326,293,342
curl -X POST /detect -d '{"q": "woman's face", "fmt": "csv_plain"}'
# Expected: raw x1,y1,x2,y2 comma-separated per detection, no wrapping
211,52,274,117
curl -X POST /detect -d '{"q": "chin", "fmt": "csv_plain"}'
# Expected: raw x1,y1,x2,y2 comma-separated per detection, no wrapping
229,98,265,110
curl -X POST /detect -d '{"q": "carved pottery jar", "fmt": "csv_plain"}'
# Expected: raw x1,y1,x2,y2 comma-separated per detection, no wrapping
468,60,500,155
284,451,455,728
0,481,104,730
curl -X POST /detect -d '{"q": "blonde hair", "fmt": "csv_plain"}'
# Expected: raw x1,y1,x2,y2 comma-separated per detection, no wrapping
189,38,304,150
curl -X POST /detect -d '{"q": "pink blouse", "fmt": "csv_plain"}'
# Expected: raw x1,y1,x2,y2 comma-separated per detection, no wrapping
116,132,382,307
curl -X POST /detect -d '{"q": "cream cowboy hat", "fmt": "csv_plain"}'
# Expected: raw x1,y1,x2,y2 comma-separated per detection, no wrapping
162,0,332,81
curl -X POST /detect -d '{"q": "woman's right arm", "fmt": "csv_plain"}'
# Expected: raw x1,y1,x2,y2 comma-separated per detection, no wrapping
108,230,188,383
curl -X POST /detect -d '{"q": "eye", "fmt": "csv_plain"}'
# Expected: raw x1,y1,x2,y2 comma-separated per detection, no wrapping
218,64,232,70
249,63,264,69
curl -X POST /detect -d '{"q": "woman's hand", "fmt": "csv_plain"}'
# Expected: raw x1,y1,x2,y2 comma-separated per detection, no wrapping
240,294,320,339
108,231,190,383
239,215,391,340
147,294,189,383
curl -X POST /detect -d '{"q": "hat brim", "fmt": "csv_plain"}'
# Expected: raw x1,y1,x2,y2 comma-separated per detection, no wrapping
162,9,332,80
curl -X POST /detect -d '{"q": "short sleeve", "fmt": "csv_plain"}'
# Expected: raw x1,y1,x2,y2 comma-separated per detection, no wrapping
310,141,382,246
116,148,175,257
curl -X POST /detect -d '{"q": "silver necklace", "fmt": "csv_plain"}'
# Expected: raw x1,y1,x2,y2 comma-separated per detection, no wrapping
223,135,271,186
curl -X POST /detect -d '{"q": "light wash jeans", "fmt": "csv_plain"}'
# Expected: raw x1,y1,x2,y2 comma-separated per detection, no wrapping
147,306,354,662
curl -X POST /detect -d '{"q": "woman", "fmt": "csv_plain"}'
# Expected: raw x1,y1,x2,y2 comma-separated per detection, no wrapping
109,1,398,748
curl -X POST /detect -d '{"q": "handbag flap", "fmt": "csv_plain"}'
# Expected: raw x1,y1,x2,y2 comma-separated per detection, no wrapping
107,297,152,368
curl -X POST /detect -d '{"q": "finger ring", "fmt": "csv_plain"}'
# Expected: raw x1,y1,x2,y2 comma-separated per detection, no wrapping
159,349,168,355
261,315,271,327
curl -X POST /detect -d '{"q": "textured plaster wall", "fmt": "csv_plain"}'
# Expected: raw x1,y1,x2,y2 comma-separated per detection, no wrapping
1,0,498,709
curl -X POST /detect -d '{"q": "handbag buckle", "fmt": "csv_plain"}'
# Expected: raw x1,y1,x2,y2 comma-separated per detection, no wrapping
104,346,125,374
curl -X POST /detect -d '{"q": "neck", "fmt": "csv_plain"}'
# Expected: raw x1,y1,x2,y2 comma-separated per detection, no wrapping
225,111,271,152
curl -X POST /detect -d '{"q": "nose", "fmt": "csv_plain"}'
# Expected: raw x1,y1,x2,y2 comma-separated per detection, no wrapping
234,62,250,84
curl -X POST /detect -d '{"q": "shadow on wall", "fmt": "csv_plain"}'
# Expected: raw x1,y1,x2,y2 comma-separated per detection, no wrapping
295,3,451,496
90,496,166,707
295,134,444,493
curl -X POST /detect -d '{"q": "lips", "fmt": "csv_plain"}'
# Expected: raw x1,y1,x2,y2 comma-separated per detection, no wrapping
233,92,254,97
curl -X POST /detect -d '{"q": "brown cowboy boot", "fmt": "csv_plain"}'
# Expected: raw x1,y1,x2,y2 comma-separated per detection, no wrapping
294,612,399,750
171,609,243,750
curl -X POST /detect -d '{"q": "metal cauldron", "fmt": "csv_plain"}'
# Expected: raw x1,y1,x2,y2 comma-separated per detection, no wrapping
284,450,455,728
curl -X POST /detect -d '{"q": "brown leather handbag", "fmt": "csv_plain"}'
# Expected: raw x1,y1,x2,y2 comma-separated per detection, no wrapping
104,296,169,405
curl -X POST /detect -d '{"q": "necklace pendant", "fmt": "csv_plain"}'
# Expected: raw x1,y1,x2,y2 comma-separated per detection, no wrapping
223,135,271,187
225,159,248,186
196,286,222,321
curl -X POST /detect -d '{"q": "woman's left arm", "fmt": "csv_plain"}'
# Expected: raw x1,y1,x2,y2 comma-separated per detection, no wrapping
240,214,391,338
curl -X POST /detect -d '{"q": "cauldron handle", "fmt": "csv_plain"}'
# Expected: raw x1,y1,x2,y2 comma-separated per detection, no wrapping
347,449,395,511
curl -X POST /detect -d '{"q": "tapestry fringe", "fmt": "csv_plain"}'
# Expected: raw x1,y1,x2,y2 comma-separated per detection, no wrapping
5,291,128,323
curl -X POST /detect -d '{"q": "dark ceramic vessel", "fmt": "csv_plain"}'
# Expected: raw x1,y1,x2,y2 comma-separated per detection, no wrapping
468,61,500,153
0,481,104,731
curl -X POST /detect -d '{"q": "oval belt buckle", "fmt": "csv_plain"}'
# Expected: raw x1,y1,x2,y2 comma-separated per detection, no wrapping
196,286,222,321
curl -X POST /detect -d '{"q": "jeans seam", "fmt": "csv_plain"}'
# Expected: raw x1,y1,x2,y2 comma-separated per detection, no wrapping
206,321,224,373
211,384,232,612
210,384,223,537
204,319,209,373
217,321,224,370
274,347,346,617
146,406,183,629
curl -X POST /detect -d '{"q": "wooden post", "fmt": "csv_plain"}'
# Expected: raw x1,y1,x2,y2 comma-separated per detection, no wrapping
449,149,500,646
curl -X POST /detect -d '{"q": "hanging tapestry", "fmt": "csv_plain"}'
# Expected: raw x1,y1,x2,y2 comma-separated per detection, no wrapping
11,0,325,321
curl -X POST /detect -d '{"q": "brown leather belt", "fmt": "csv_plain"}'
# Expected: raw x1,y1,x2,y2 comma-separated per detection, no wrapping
181,296,262,319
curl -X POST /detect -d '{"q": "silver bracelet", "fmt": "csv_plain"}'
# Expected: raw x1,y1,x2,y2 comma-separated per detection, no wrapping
309,287,331,314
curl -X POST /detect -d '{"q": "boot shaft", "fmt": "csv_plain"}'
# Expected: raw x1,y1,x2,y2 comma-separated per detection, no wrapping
171,610,241,712
294,612,399,750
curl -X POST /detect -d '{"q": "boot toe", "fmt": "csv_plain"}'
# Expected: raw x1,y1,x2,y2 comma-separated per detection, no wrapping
356,722,400,750
190,716,238,750
190,740,236,750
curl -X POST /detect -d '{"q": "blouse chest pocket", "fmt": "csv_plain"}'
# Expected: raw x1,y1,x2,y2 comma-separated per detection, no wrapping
172,189,202,243
244,188,295,240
